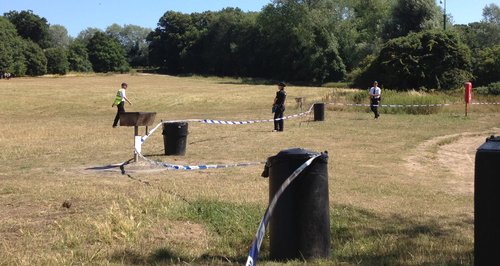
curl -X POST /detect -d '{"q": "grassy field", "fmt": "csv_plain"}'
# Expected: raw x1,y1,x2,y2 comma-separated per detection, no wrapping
1,74,499,265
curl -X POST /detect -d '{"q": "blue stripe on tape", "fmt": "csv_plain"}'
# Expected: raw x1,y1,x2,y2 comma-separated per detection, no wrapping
199,110,311,125
472,102,500,105
245,154,321,266
331,103,451,107
328,102,500,107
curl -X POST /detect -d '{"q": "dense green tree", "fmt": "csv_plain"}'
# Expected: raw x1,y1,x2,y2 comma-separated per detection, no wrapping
255,1,345,82
198,8,255,76
179,11,215,73
456,22,500,51
75,27,102,45
323,0,394,71
0,16,26,75
473,45,500,86
382,0,440,40
147,11,197,73
355,30,472,90
106,24,151,67
482,3,500,25
454,4,500,86
87,32,129,72
45,47,69,74
148,1,347,82
22,39,47,76
67,41,93,72
4,10,51,48
48,24,71,48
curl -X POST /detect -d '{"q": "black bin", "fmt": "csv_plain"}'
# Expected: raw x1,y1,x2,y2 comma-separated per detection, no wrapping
162,122,188,155
314,103,325,121
262,148,330,261
475,135,500,266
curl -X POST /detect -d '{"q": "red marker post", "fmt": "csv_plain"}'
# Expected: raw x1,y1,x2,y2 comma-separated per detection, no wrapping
465,82,472,116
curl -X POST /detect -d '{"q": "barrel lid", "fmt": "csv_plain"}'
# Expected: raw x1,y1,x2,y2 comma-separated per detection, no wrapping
262,148,328,177
275,148,320,158
477,135,500,152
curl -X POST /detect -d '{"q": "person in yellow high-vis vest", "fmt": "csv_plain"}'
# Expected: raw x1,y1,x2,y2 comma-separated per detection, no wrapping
112,82,132,128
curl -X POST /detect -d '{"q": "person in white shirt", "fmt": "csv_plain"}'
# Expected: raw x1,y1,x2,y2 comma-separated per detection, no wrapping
369,81,381,119
112,82,132,128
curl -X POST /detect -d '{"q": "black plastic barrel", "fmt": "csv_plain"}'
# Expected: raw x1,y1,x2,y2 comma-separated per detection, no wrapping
475,135,500,266
262,148,330,261
314,103,325,121
162,122,188,155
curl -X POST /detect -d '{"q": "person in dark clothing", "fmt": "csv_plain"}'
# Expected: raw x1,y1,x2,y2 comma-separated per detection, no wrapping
112,82,132,128
273,81,287,131
369,81,381,119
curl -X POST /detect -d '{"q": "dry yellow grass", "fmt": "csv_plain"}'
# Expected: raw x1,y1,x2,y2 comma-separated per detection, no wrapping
0,73,499,265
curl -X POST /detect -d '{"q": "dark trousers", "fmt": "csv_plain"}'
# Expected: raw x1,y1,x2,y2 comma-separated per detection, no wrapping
370,98,380,118
113,102,125,127
274,109,284,131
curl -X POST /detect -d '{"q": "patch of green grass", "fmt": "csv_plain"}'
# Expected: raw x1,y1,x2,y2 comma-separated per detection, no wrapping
323,89,477,115
322,82,351,88
173,199,263,259
331,205,473,265
380,90,455,115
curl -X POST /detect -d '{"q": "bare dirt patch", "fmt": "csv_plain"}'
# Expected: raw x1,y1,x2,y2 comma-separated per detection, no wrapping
405,128,499,195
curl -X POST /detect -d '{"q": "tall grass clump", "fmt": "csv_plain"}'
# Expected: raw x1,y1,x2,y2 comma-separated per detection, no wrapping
379,90,454,115
344,89,456,115
475,82,500,97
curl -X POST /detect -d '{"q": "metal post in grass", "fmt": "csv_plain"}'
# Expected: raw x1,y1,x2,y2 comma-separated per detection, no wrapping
262,148,330,261
474,135,500,266
119,112,157,162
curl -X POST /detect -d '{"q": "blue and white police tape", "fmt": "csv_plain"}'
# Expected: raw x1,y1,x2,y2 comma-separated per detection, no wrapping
136,148,264,171
472,102,500,105
200,110,311,125
328,102,500,108
327,102,451,107
245,154,321,266
141,107,314,143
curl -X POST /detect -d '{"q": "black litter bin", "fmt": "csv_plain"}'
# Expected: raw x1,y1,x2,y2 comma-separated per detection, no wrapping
314,103,325,121
262,148,330,261
162,122,188,155
475,135,500,266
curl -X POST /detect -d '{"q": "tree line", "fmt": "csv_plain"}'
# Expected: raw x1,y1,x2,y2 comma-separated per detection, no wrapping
1,0,499,90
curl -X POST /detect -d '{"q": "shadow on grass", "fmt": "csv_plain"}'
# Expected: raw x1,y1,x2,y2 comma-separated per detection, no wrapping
111,247,248,265
331,204,473,265
110,203,472,265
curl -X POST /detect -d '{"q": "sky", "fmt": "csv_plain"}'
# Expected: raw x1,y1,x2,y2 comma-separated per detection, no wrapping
1,0,497,37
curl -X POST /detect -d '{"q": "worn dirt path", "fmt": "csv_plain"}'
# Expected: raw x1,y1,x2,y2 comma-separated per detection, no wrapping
405,129,499,195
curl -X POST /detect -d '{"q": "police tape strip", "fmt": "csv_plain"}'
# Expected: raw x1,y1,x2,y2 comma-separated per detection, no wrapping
137,108,314,169
135,148,264,170
200,107,313,125
141,101,500,143
327,102,452,107
141,106,314,143
328,102,500,108
138,100,500,167
245,154,321,266
139,100,500,144
472,102,500,105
